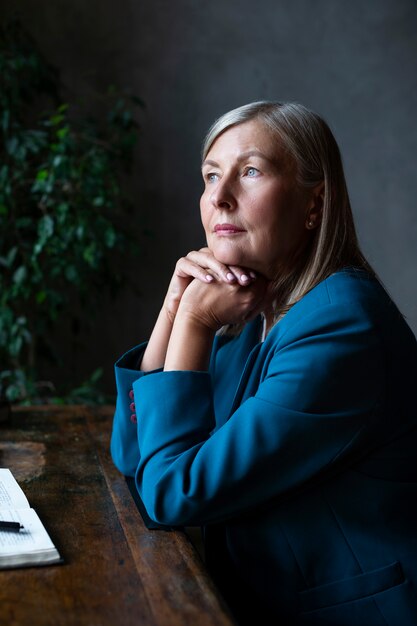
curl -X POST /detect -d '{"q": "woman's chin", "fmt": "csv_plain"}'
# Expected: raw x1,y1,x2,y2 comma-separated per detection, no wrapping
213,251,246,267
208,243,248,268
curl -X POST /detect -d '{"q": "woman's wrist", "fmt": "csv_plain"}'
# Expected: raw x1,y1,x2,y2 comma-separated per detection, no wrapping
162,295,179,325
164,309,216,372
140,305,176,372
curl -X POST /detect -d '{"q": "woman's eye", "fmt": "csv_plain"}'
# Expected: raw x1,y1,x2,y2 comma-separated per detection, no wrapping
245,167,259,177
206,172,219,183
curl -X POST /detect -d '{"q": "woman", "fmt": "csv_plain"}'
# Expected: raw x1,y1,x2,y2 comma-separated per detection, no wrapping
111,102,417,625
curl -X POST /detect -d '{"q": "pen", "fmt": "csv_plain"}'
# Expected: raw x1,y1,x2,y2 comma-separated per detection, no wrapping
0,520,24,532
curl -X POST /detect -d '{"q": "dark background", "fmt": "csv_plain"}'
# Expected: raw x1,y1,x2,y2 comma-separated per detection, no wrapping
2,0,416,394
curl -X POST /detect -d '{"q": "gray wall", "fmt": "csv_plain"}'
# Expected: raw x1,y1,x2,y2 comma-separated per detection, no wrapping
2,1,417,391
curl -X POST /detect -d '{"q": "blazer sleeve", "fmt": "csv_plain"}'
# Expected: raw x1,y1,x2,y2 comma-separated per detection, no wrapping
110,342,162,476
134,301,386,525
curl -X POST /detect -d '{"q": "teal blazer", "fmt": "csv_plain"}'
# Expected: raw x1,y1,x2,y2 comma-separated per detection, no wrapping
111,269,417,625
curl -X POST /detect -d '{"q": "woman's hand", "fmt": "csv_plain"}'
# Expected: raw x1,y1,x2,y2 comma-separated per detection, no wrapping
163,247,256,323
178,273,269,331
141,248,257,372
164,272,271,372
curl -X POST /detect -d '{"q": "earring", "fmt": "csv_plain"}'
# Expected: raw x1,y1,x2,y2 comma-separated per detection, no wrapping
308,220,314,228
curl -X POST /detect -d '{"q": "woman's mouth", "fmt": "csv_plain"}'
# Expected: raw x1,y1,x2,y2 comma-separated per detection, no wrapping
214,223,246,235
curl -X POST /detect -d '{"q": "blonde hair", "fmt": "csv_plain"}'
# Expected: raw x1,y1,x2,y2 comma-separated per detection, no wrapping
202,101,375,322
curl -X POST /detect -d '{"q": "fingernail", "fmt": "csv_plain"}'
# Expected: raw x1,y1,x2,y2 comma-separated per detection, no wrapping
241,274,250,283
226,273,236,281
206,274,214,282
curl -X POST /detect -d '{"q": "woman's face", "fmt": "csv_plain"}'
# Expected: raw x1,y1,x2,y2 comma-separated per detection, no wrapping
200,119,317,279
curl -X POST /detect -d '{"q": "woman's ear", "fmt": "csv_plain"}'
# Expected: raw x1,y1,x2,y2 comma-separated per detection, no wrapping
305,181,325,230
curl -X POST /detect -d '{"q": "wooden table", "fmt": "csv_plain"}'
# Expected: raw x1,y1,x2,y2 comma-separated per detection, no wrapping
0,406,235,626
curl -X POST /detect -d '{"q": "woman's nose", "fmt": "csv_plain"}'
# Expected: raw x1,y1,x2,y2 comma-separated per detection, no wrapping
210,179,236,211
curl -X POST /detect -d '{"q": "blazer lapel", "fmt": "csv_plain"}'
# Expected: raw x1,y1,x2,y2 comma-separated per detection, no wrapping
228,342,263,418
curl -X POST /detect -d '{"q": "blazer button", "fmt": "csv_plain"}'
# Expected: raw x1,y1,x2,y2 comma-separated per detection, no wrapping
129,402,135,412
130,413,137,424
129,389,134,400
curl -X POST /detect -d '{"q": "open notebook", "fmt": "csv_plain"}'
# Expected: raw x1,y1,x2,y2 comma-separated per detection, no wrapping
0,468,62,569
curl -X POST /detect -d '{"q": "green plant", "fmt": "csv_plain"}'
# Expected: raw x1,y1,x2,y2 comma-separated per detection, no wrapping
0,20,140,403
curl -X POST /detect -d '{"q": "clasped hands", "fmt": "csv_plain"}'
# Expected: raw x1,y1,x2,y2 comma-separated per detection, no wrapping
164,248,271,331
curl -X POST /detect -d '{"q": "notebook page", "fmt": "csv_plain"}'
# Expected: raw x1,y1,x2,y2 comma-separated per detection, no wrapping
0,469,30,509
0,508,56,554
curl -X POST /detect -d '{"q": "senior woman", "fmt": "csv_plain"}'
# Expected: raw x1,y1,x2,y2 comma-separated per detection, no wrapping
111,102,417,625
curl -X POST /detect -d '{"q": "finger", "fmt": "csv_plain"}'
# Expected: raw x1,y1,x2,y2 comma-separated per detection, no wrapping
176,256,218,284
191,249,258,285
188,252,256,285
185,250,235,282
227,266,257,286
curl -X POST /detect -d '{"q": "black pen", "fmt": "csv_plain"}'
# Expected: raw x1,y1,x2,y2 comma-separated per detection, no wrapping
0,520,24,532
